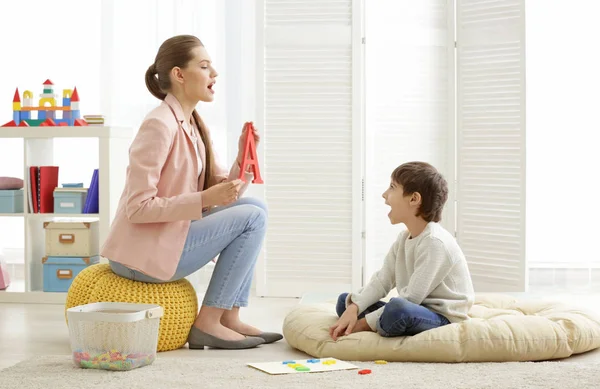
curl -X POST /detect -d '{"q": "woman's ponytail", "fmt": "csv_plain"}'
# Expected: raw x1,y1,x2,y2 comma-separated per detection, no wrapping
145,63,167,100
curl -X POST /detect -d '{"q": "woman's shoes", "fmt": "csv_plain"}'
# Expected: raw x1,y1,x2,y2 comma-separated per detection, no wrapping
187,326,265,350
243,332,283,344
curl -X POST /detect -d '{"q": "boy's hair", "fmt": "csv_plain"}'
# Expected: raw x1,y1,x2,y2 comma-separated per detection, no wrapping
392,161,448,222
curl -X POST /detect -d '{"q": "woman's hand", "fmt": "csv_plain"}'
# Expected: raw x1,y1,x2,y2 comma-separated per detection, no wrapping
329,304,359,341
236,123,261,165
202,179,243,207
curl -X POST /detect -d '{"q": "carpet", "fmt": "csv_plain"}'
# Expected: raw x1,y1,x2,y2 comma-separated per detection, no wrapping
1,355,599,389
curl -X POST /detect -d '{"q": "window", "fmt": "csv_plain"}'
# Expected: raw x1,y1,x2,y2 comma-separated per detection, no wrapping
0,0,227,272
0,0,102,257
526,0,600,291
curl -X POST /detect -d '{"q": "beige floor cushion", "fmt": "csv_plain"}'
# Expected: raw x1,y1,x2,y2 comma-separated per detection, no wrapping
283,294,600,362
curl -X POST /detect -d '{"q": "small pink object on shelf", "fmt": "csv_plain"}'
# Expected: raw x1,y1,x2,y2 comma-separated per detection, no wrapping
0,254,10,290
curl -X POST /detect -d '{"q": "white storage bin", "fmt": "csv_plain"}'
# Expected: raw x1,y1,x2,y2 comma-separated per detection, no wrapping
66,302,164,371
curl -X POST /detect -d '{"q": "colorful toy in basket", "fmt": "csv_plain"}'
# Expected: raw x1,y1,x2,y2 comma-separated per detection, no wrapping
66,302,164,371
1,79,88,127
72,349,155,371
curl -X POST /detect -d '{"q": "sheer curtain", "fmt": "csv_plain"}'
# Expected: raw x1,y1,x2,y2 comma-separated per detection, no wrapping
526,0,600,291
100,0,228,158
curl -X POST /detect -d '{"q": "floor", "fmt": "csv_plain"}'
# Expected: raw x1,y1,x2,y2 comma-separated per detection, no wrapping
0,294,309,371
1,292,600,371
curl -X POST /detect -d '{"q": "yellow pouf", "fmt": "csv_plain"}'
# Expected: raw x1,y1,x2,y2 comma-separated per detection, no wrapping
65,263,198,352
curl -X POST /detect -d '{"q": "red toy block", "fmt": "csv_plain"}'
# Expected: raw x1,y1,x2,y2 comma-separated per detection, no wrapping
1,120,17,127
358,369,371,375
59,122,68,126
238,121,263,184
74,119,88,126
40,118,56,127
18,121,29,127
71,87,80,102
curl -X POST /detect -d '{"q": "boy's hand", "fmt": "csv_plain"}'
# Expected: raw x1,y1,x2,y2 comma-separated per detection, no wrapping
329,304,359,341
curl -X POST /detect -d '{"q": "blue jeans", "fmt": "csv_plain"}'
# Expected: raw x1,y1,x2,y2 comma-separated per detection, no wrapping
336,293,450,337
110,197,267,310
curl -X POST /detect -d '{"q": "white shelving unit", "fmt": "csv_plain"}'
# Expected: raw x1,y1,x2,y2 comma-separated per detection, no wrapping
0,126,132,304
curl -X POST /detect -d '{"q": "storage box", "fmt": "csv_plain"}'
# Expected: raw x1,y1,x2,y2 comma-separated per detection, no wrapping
44,220,99,257
54,189,88,214
42,255,99,292
0,189,24,213
66,302,163,371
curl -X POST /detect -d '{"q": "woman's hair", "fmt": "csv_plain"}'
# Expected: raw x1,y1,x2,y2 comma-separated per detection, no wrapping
145,35,216,190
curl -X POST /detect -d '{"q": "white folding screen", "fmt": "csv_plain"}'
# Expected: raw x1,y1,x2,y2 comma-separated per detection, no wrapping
256,0,363,297
456,0,526,292
254,0,527,296
363,0,455,282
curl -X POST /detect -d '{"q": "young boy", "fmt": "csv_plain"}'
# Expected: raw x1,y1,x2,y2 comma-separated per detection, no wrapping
330,161,474,340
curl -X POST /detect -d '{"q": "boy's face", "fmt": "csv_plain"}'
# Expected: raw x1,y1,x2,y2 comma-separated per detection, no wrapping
382,179,421,225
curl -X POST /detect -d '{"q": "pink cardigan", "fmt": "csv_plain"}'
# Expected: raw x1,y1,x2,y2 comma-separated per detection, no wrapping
100,93,251,280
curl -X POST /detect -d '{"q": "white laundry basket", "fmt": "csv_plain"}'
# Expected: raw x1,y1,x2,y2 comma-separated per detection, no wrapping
66,302,164,371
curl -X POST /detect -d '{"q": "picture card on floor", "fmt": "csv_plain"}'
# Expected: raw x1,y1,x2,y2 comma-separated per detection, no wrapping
247,358,358,375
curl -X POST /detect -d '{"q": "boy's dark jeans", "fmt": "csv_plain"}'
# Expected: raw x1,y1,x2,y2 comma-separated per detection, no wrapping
336,293,450,337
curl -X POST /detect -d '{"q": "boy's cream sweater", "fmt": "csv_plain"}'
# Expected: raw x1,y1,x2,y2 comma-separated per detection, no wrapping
348,222,475,331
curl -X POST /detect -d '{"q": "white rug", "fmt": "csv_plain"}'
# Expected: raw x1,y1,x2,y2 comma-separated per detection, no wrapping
1,355,599,389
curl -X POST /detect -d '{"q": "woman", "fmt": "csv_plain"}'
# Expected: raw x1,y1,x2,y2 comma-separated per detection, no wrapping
100,35,281,350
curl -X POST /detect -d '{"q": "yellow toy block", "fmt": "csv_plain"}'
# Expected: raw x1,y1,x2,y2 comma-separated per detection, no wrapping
39,97,56,107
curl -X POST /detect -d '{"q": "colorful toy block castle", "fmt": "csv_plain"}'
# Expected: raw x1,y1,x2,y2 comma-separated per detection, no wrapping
1,79,88,127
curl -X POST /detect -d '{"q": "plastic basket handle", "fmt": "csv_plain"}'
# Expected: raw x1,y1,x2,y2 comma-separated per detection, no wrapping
146,307,164,319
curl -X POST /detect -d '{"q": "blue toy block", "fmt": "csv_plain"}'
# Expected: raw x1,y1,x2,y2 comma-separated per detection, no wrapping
72,109,80,120
47,111,56,120
62,97,71,107
282,360,295,364
21,111,31,120
38,110,46,120
63,110,71,120
12,111,20,125
307,359,320,363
